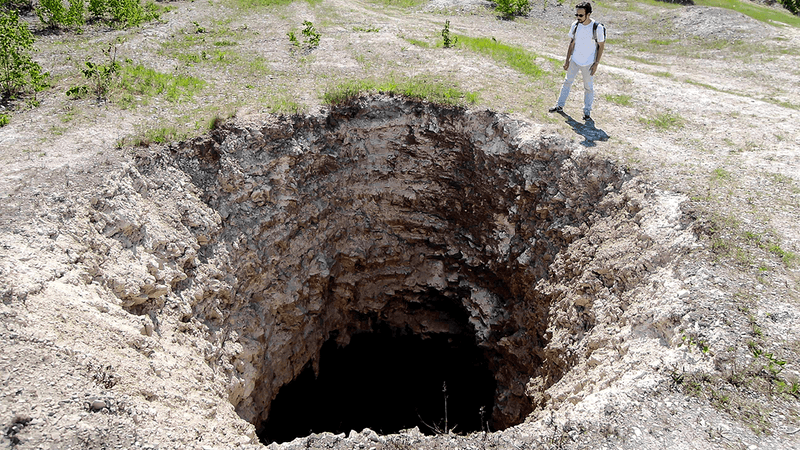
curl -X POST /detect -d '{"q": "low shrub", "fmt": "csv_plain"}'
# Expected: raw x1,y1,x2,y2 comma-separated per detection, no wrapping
0,10,49,100
494,0,530,18
779,0,799,14
66,44,120,100
89,0,161,28
36,0,85,28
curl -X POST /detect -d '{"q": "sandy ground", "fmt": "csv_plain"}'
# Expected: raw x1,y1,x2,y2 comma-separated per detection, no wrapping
1,0,800,448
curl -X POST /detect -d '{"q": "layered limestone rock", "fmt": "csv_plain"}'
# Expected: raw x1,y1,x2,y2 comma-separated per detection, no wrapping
130,95,654,435
0,95,706,449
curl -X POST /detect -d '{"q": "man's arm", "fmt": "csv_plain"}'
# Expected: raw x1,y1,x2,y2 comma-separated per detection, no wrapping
563,39,575,71
590,41,604,75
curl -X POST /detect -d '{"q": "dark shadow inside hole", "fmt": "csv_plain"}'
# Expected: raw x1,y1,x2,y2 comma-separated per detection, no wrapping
258,326,497,444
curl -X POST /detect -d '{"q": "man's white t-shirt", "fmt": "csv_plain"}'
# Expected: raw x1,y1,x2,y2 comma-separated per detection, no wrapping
569,19,605,67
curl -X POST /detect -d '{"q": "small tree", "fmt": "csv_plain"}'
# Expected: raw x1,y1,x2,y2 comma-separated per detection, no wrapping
288,21,321,54
301,20,320,49
0,10,49,100
441,20,458,48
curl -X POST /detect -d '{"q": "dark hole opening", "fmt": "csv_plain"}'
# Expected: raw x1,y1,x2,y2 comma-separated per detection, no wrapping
258,326,497,444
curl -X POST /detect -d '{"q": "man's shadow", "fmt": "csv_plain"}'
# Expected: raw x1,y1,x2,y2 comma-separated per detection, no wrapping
557,111,609,147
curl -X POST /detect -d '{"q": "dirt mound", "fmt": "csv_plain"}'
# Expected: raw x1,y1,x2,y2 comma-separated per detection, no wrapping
667,5,781,40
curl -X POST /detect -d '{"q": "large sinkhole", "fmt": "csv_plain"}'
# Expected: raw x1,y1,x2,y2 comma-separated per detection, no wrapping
260,326,496,443
145,95,632,445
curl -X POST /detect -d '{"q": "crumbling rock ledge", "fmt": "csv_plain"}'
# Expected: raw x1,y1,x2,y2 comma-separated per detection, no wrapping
125,95,688,440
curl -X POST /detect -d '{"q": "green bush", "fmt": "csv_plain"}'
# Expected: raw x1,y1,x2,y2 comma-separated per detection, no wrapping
89,0,160,27
88,0,106,16
0,112,9,126
288,20,321,52
0,10,49,99
779,0,799,14
301,20,320,48
36,0,66,26
2,0,34,14
494,0,530,18
36,0,85,28
67,0,85,24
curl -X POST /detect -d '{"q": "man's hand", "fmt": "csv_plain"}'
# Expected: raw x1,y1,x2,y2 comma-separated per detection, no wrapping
563,61,570,71
592,42,604,76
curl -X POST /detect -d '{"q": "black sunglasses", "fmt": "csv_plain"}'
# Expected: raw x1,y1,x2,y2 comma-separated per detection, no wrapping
575,13,585,17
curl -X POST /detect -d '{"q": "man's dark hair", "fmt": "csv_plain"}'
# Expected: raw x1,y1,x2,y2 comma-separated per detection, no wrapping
576,1,592,13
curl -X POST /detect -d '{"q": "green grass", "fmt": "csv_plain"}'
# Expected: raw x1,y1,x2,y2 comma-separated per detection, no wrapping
604,93,632,106
404,37,434,48
648,38,675,46
353,25,380,32
639,111,685,131
455,35,545,78
671,337,799,435
246,57,272,76
768,244,798,267
160,20,249,67
683,80,799,110
721,225,799,268
231,0,321,9
119,64,206,103
711,167,733,181
767,172,794,185
625,0,683,9
365,0,427,8
119,109,234,148
264,92,304,114
175,52,203,64
119,125,184,147
141,126,180,144
685,79,727,93
622,55,661,65
173,49,238,65
694,0,800,27
160,34,204,53
322,76,479,106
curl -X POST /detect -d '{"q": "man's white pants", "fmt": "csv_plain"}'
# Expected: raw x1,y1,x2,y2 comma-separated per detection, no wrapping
556,61,594,115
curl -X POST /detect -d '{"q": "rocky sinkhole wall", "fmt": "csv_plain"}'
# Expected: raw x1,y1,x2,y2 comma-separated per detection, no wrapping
124,95,665,444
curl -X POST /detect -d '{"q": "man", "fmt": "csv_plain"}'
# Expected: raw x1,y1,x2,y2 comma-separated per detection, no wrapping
549,2,605,121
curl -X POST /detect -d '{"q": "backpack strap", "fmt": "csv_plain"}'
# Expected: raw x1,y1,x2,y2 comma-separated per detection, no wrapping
592,22,607,42
575,20,604,42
